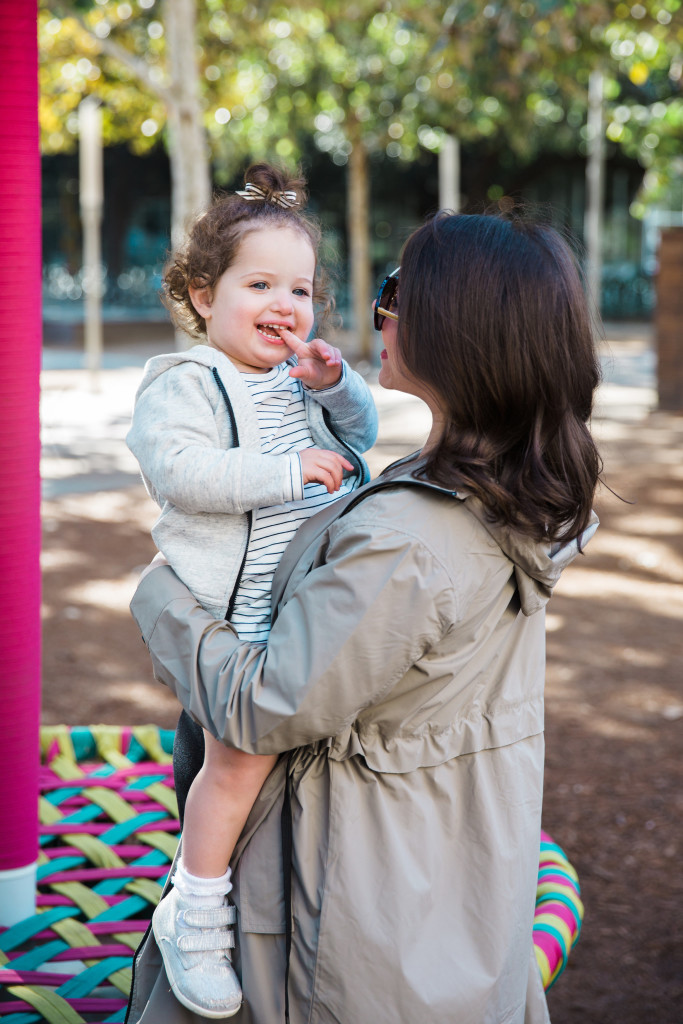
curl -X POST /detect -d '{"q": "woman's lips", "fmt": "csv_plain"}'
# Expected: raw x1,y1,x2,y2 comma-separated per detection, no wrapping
380,350,387,360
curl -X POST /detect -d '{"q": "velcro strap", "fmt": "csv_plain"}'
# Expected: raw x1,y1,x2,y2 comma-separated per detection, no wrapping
182,905,237,928
178,929,236,953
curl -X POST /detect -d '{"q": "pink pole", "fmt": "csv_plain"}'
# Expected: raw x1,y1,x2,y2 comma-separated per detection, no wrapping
0,0,41,924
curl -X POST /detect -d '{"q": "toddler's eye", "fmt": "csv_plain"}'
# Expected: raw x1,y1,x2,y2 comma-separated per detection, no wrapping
250,281,268,290
294,287,311,297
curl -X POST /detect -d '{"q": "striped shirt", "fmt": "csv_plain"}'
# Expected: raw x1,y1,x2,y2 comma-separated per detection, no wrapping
231,364,355,642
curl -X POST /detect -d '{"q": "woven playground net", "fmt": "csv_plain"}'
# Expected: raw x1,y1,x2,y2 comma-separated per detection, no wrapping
0,726,583,1022
0,726,177,1023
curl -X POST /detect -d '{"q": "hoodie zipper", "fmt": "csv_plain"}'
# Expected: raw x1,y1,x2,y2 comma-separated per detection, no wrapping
211,367,252,619
321,407,368,485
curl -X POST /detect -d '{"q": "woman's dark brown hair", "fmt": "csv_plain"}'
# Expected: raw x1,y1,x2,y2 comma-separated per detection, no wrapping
398,211,602,545
163,163,332,337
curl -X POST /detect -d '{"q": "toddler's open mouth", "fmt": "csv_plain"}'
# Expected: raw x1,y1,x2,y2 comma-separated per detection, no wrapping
257,323,287,340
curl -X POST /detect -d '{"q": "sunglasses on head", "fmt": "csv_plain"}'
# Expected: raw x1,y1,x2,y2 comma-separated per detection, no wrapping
373,268,399,331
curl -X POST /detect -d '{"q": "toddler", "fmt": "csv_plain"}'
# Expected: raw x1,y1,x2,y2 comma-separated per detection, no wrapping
127,163,377,1018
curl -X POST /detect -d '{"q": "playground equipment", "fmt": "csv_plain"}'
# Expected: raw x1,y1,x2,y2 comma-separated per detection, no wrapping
0,726,584,1022
0,727,177,1022
0,1,42,927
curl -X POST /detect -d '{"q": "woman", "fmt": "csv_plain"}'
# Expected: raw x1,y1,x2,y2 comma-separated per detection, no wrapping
126,211,601,1024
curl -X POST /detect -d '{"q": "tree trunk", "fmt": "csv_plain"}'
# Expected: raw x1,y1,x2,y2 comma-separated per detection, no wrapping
584,70,605,317
164,0,211,246
347,141,372,362
63,0,211,349
64,0,211,245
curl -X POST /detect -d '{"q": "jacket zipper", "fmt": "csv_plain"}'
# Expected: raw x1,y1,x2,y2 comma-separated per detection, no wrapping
278,473,461,1022
211,367,253,619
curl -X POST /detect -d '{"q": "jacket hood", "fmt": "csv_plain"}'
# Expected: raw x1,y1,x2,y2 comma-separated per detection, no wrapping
134,343,217,394
463,498,599,615
378,462,598,617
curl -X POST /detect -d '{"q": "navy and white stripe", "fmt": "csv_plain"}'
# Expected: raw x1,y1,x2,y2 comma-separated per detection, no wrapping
231,364,355,642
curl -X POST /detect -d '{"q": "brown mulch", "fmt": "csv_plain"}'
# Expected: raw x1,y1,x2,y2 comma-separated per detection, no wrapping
41,409,683,1024
542,412,683,1023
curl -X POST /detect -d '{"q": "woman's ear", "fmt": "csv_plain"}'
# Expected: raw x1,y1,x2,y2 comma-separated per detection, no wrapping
189,284,213,319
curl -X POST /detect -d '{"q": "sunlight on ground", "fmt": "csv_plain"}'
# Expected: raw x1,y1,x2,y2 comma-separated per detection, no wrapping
620,682,683,717
582,717,655,741
592,385,657,422
545,668,679,738
40,547,92,571
555,565,683,617
618,646,667,668
585,531,683,581
60,574,141,613
618,512,683,537
42,488,157,528
595,417,683,468
545,614,565,632
105,680,178,710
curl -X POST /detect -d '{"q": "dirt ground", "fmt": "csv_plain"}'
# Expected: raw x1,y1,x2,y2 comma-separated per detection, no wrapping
40,378,683,1023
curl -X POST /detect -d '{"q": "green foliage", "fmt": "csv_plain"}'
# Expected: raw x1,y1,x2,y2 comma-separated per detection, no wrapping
205,0,609,170
39,2,167,155
598,0,683,213
39,0,683,208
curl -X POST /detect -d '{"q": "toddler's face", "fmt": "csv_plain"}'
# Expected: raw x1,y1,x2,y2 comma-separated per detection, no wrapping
191,226,316,373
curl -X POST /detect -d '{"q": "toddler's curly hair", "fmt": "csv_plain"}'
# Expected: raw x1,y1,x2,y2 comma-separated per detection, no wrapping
163,163,334,338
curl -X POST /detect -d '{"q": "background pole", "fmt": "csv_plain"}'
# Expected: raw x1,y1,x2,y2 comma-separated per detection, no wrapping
439,135,460,213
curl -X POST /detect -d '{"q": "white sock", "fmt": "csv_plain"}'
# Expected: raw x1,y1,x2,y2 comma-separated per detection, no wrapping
172,860,232,908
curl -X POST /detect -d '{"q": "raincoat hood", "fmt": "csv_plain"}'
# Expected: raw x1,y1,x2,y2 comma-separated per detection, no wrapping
464,498,599,616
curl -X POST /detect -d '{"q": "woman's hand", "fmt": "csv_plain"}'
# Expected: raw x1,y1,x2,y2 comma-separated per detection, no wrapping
299,448,353,493
281,329,343,390
138,551,169,584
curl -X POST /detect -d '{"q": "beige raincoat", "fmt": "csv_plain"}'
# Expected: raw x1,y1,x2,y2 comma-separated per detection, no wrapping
128,467,597,1024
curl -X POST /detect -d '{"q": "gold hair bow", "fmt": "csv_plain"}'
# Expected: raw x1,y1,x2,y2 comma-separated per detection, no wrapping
235,183,299,209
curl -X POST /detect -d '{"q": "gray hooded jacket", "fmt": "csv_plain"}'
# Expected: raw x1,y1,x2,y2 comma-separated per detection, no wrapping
126,345,378,616
129,467,598,1024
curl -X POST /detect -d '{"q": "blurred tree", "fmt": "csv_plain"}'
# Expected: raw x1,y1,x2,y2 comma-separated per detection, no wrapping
41,0,209,251
239,0,615,354
249,1,438,357
40,0,682,347
40,0,443,355
411,2,612,186
597,0,683,215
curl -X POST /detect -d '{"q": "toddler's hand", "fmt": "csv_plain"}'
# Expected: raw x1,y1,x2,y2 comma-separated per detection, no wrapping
280,330,343,390
299,448,353,493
